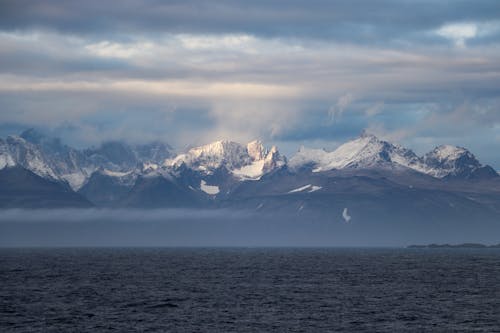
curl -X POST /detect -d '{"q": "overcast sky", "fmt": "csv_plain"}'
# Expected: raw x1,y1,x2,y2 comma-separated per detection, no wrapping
1,1,500,165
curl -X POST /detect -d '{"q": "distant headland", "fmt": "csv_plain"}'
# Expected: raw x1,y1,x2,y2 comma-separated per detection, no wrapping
408,243,500,249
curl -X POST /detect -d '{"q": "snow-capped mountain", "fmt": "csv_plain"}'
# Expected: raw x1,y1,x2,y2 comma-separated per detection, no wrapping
289,132,427,173
20,128,93,189
0,135,59,181
288,132,497,179
0,138,17,170
166,140,286,180
1,129,499,211
0,129,175,190
423,145,498,179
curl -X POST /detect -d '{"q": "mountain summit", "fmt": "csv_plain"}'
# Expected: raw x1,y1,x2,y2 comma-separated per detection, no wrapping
289,132,424,173
423,145,498,179
166,140,286,180
289,132,497,180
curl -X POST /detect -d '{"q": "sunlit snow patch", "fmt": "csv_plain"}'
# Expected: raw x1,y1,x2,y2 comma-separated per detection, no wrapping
288,184,323,193
102,169,133,177
309,185,322,192
200,180,220,195
232,160,265,180
61,172,87,191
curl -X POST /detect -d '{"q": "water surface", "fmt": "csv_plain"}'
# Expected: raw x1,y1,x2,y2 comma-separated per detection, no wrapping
1,248,499,332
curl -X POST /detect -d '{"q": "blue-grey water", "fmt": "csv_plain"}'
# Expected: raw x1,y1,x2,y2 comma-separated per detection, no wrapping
1,248,500,332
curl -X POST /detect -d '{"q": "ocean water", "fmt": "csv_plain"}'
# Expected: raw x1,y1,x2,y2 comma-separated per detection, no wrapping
1,248,500,332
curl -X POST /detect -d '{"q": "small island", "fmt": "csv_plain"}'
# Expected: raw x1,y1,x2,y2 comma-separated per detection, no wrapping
408,243,500,249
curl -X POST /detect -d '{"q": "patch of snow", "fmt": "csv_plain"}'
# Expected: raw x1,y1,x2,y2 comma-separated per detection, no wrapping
61,172,87,190
0,153,16,169
342,208,352,223
309,185,322,192
288,184,313,193
200,180,220,195
288,184,322,194
232,160,265,180
102,169,133,177
142,162,158,171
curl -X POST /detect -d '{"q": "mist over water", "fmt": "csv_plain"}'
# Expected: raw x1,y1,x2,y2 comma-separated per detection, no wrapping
1,208,499,247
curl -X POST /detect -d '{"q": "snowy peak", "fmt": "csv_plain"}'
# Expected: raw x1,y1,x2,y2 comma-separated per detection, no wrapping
324,134,390,169
247,140,266,161
168,139,285,180
2,135,59,181
263,145,286,172
168,140,250,172
423,145,496,179
290,133,423,173
328,133,423,170
289,133,497,180
424,145,475,166
0,131,175,191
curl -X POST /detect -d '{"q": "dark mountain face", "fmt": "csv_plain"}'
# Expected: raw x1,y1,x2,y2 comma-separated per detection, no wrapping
135,142,174,163
223,167,500,225
466,165,499,180
85,141,138,169
19,128,46,144
78,170,136,207
0,166,92,208
85,141,175,169
120,175,206,208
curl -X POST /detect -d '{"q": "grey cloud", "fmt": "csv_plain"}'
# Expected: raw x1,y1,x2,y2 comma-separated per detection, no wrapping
1,0,500,45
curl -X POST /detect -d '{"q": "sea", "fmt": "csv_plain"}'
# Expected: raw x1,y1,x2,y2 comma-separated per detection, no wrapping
1,248,500,332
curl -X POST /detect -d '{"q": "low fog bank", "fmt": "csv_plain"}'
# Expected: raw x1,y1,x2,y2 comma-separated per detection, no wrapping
1,209,499,247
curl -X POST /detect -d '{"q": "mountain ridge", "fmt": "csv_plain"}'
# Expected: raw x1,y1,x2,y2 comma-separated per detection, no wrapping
1,129,499,216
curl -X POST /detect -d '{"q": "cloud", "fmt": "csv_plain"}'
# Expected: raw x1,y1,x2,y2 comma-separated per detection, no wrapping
1,1,500,167
2,1,500,45
437,23,478,48
328,94,354,123
85,40,155,59
365,102,384,117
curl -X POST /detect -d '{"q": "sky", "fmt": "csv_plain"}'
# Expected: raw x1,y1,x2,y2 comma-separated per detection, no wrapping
1,1,500,166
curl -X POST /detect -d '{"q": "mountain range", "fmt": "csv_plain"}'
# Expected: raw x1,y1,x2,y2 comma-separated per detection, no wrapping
1,128,500,227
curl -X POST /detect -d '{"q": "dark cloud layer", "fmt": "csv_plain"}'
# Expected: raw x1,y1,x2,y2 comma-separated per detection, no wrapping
1,0,500,43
